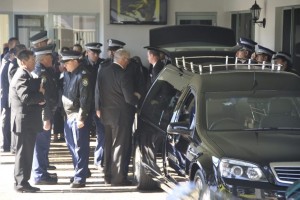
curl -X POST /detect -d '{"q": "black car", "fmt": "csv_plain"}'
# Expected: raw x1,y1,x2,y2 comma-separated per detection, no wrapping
133,25,300,199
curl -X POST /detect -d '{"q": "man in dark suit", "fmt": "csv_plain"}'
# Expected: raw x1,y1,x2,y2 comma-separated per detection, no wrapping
96,49,140,186
145,46,165,84
9,49,45,193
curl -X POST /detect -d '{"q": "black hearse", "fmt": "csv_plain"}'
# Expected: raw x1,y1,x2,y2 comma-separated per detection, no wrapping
133,25,300,199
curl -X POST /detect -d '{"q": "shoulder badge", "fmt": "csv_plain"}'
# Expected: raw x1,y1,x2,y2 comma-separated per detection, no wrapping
41,75,47,83
82,78,88,87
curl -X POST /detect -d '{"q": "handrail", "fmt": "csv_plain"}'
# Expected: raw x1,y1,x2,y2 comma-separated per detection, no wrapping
174,56,283,74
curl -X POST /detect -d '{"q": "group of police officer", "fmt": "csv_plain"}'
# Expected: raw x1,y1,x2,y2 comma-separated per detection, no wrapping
235,37,296,73
0,30,166,192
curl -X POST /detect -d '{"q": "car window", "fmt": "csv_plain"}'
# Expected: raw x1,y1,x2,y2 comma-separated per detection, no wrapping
177,93,196,130
141,68,191,130
206,92,300,131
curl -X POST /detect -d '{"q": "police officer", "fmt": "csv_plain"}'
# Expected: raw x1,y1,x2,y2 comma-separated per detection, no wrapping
1,37,19,69
29,30,48,49
29,30,58,170
1,48,14,152
83,42,105,170
1,37,19,153
95,39,126,116
31,44,58,185
7,45,27,154
235,37,257,64
99,39,126,70
61,50,92,188
252,45,275,64
273,51,298,74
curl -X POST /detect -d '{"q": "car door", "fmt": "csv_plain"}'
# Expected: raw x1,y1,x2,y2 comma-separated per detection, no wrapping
134,65,192,190
166,89,201,184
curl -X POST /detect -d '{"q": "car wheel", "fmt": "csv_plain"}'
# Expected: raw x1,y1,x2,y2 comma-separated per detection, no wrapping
133,144,157,190
194,169,208,198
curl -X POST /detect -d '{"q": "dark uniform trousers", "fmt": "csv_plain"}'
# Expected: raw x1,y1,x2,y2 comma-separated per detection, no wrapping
31,64,58,182
31,124,52,182
64,115,90,183
103,106,135,184
1,58,12,152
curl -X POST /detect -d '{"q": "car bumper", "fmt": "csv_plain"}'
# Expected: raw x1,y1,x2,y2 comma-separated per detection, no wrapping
214,179,288,200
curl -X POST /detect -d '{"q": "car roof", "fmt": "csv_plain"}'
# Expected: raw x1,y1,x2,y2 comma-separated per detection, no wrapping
190,70,300,92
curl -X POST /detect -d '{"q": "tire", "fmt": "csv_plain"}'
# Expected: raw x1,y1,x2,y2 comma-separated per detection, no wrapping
194,169,208,198
133,144,158,190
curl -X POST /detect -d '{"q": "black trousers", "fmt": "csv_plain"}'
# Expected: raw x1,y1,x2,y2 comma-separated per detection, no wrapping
14,132,37,188
103,111,134,184
1,107,11,151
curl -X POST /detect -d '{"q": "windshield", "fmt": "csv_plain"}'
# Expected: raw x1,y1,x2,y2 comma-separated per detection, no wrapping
206,92,300,131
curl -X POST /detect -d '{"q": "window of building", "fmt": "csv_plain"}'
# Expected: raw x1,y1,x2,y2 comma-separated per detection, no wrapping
0,14,9,55
231,12,254,41
15,15,45,48
282,7,300,72
50,14,98,50
176,12,216,25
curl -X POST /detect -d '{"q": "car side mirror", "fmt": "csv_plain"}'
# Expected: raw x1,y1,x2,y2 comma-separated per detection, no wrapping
167,122,191,136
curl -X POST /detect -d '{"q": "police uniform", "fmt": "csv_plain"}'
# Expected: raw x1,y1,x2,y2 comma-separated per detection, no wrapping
29,30,48,48
61,50,92,188
97,39,126,71
255,45,275,64
95,39,126,112
235,37,257,64
31,44,59,185
0,49,13,152
83,42,105,168
273,51,298,74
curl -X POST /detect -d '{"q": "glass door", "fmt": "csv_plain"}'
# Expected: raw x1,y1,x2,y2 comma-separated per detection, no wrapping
15,15,44,48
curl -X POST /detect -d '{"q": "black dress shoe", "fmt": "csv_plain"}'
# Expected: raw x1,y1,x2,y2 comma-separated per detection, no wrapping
104,178,111,185
87,169,91,178
34,176,58,185
70,169,91,183
111,179,132,186
16,185,40,193
0,148,10,152
47,165,56,170
70,181,85,188
48,172,57,178
70,177,74,183
177,169,186,177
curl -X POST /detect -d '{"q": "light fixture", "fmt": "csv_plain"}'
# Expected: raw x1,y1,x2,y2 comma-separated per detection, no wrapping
250,0,266,28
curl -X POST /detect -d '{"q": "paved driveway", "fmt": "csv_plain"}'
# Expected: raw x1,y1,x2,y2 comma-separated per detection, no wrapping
0,138,167,200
